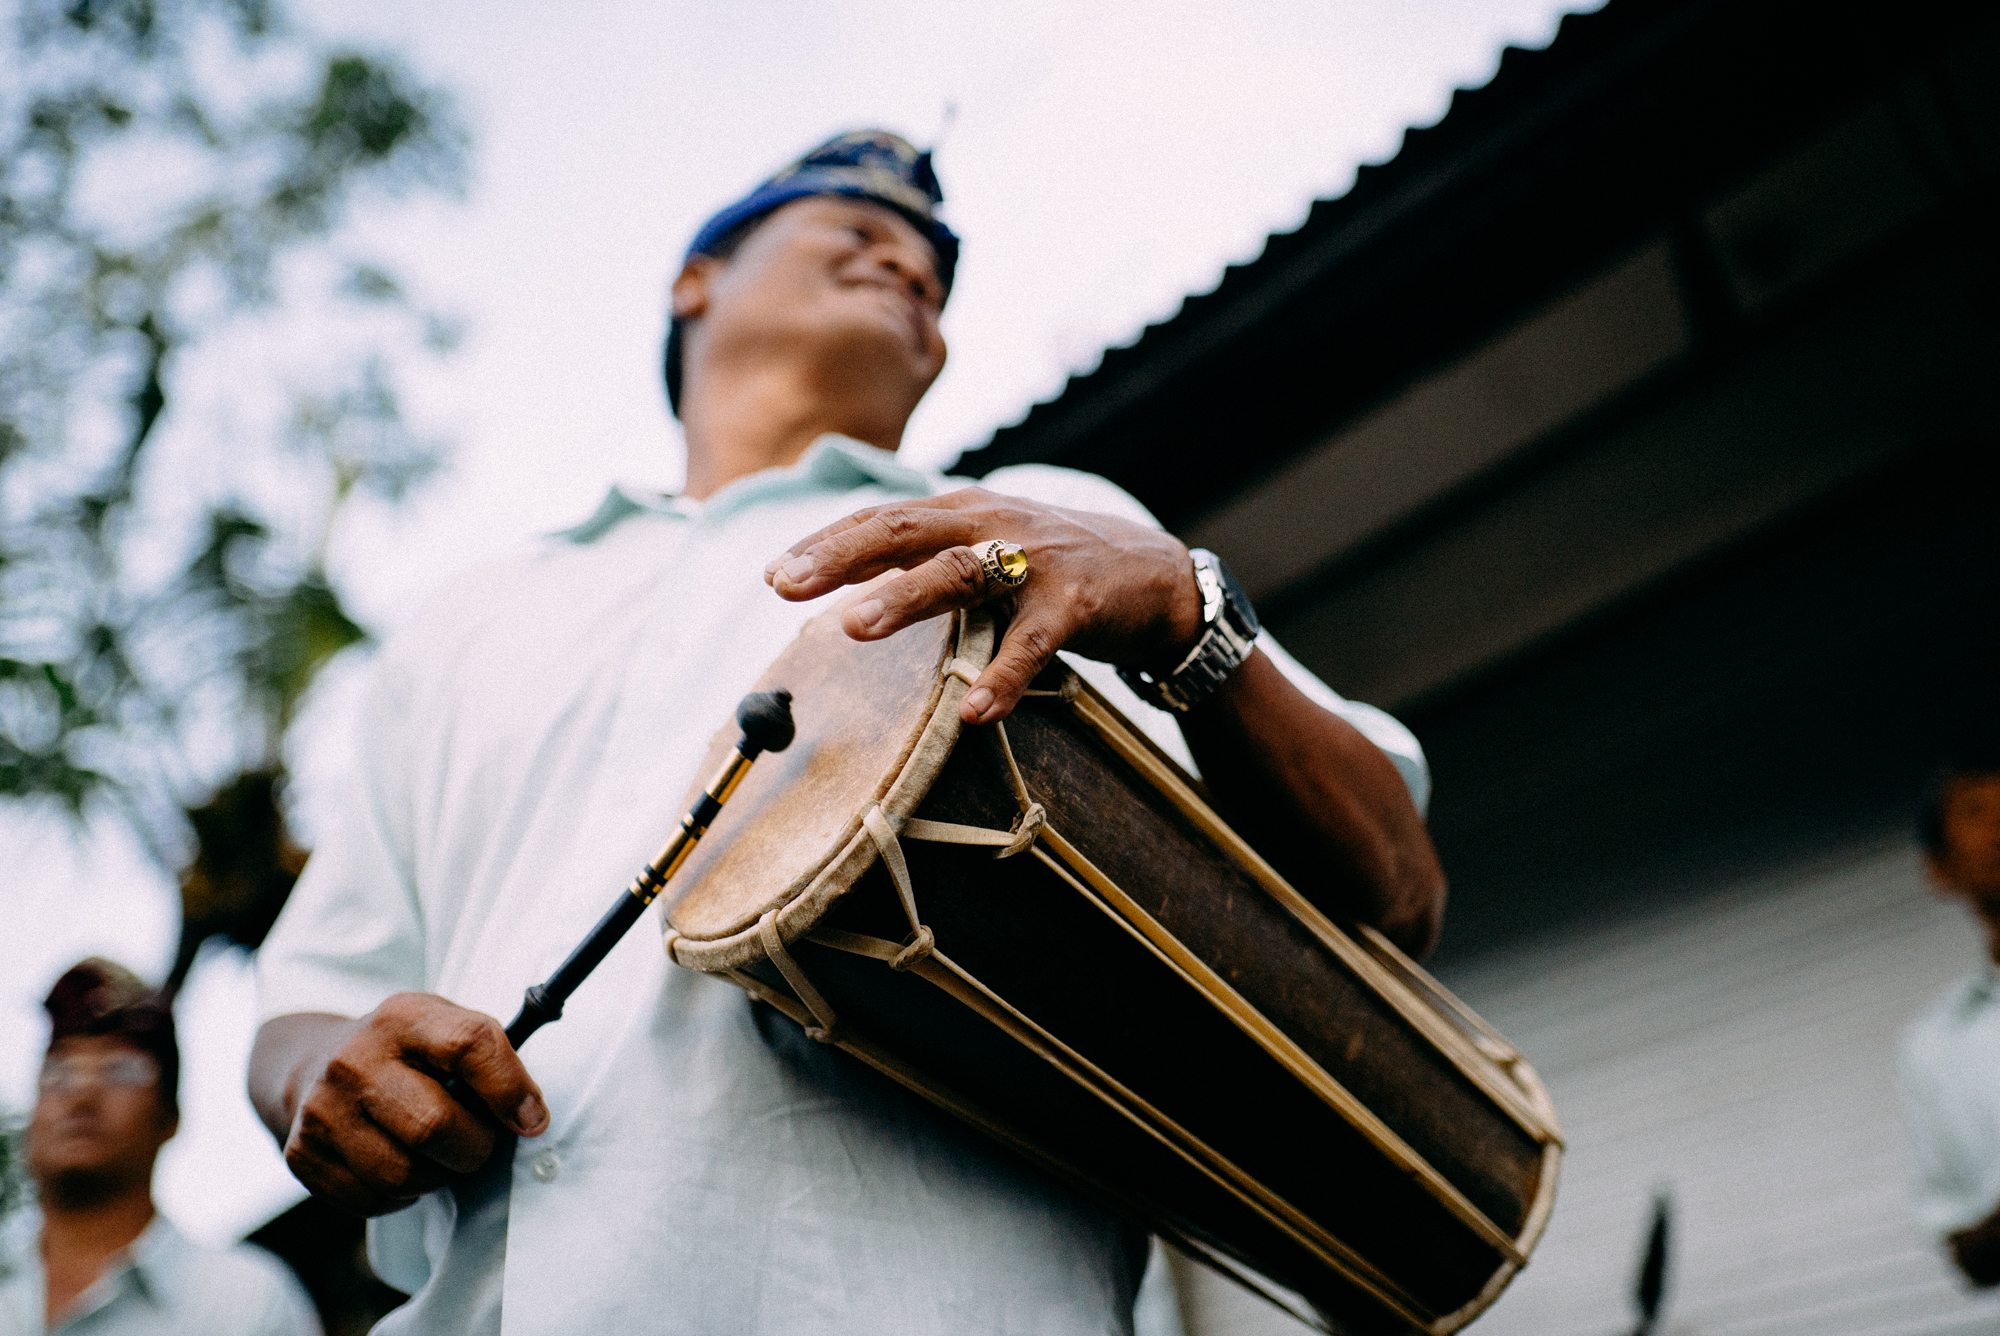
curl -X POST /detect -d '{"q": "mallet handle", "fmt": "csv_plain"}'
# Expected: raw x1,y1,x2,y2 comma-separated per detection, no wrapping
446,689,794,1107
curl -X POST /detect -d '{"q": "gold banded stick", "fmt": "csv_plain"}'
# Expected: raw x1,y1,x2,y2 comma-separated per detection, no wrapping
496,690,794,1050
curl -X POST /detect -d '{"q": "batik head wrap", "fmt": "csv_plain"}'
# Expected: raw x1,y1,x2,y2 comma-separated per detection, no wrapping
665,129,958,414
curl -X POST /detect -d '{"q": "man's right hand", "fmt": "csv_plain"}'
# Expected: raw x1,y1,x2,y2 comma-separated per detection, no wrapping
248,995,550,1217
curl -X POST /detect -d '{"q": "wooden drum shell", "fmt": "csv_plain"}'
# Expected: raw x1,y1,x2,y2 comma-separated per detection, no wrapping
663,602,1559,1334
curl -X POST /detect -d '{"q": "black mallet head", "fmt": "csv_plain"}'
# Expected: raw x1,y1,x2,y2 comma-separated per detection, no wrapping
736,689,796,758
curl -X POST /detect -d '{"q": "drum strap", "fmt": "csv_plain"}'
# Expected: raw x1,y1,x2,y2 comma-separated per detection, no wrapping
760,710,1051,1039
797,721,1050,987
862,806,937,970
897,810,1044,858
757,909,841,1043
899,718,1047,857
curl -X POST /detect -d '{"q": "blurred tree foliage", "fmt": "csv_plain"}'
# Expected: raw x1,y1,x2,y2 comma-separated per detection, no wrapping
0,0,466,988
0,1115,24,1222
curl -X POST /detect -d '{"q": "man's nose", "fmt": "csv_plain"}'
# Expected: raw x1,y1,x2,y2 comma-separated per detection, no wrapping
871,245,933,301
47,1078,108,1108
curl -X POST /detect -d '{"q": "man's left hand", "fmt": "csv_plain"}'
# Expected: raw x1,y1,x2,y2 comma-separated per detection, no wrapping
768,484,1448,955
767,488,1201,723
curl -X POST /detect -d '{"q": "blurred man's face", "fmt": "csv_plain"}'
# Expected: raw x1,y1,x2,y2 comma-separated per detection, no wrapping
678,195,948,415
28,1035,175,1204
1933,773,2000,907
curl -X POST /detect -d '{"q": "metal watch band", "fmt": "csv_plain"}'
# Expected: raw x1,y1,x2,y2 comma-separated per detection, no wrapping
1118,549,1261,713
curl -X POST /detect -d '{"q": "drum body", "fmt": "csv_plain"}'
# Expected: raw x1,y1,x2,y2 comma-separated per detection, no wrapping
663,602,1560,1334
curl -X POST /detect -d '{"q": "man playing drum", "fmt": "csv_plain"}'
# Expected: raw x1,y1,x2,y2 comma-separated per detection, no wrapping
248,130,1446,1335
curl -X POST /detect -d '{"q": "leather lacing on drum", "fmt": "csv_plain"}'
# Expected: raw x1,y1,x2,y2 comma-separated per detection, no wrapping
709,647,1546,1333
752,655,1053,1044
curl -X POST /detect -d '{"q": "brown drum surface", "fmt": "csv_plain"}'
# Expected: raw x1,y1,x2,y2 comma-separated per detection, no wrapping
664,600,1560,1334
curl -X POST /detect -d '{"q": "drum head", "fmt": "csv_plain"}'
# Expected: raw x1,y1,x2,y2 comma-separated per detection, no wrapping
663,595,993,969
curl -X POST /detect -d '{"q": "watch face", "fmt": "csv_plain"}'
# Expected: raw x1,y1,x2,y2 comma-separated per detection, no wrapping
1206,551,1260,638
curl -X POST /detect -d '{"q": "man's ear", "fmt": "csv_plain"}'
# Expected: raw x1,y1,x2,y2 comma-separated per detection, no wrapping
671,257,716,321
154,1097,180,1142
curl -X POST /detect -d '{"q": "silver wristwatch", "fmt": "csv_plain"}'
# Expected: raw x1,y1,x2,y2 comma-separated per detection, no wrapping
1118,548,1260,713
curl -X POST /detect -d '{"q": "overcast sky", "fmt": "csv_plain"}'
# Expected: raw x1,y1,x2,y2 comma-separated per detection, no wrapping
6,0,1594,1246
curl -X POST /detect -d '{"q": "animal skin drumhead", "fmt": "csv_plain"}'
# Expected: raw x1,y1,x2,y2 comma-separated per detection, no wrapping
663,594,990,966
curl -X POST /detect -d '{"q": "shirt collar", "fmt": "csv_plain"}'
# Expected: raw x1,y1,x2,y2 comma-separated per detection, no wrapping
559,434,937,543
123,1213,186,1298
795,433,938,497
7,1208,184,1322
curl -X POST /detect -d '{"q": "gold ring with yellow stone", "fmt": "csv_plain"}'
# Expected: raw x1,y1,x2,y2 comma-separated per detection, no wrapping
972,539,1029,592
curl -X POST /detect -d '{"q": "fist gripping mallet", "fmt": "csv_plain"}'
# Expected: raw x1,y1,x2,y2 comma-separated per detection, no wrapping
451,688,795,1097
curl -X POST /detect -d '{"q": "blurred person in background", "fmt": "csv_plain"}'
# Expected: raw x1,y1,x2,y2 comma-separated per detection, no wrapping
247,129,1442,1335
1900,742,2000,1286
0,959,319,1335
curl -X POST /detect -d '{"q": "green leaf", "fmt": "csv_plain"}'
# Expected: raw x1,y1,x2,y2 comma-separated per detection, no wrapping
343,263,402,302
304,55,425,162
0,1114,30,1222
183,506,271,596
0,735,106,811
245,575,367,723
0,0,463,869
40,662,79,714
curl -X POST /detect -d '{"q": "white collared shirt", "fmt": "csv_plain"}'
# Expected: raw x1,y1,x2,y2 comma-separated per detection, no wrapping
0,1207,319,1336
256,435,1429,1336
1901,960,2000,1237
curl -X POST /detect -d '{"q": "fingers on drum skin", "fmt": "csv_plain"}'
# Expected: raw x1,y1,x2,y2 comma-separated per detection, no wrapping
766,487,992,573
845,546,989,639
964,616,1066,724
767,488,1020,596
772,507,971,600
762,504,889,578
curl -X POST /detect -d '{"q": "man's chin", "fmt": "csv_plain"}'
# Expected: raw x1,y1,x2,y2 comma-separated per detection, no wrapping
814,321,937,395
37,1162,140,1210
830,291,937,365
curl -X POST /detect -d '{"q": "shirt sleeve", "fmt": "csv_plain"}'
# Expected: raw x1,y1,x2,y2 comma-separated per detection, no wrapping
1898,1017,1991,1238
256,639,429,1023
964,463,1431,813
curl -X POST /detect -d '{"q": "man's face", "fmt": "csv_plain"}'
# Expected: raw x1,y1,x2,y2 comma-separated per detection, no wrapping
1932,773,2000,907
28,1035,175,1200
678,195,948,410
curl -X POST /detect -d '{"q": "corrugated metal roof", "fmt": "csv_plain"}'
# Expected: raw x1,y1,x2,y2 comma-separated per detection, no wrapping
954,0,1990,530
966,0,1678,459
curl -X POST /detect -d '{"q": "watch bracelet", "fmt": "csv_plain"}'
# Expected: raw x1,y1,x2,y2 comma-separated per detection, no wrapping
1117,550,1258,713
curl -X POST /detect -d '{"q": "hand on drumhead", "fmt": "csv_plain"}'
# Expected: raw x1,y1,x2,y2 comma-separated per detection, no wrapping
765,487,1204,724
255,994,549,1216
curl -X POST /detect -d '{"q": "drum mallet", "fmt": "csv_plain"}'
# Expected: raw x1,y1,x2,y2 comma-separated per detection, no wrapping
480,689,795,1057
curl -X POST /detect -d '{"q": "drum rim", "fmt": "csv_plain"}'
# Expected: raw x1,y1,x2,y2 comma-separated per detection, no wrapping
663,604,992,972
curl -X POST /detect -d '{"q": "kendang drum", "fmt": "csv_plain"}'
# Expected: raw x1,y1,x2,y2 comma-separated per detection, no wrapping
661,597,1561,1334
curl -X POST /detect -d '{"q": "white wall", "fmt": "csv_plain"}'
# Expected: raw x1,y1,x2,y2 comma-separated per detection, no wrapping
1172,840,2000,1335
